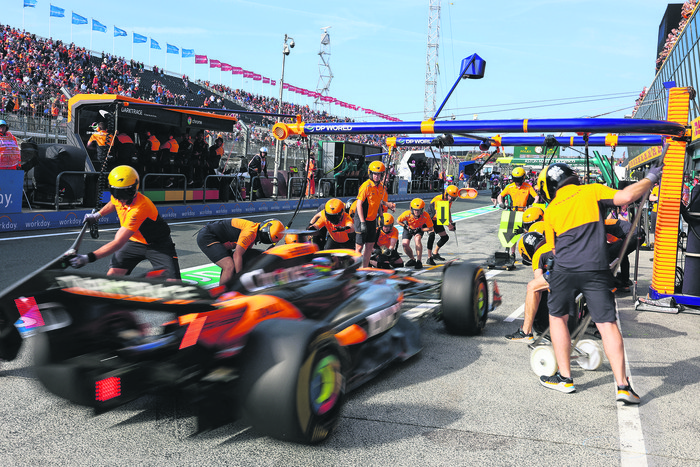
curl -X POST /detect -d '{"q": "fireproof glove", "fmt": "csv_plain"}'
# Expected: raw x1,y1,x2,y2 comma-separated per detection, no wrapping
83,212,101,225
70,254,89,268
646,165,663,184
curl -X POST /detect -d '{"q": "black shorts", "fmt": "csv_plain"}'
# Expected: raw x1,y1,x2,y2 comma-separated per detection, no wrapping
402,228,424,240
109,240,181,279
433,222,446,235
325,236,355,250
354,217,378,245
547,269,616,323
197,225,232,263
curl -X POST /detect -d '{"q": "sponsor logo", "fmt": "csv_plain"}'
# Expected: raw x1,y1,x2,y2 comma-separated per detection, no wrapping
240,265,309,292
56,275,202,301
306,124,353,133
200,205,213,216
215,204,228,214
58,212,82,227
161,208,177,219
121,107,143,115
182,206,196,218
365,303,401,337
25,214,50,228
0,215,17,230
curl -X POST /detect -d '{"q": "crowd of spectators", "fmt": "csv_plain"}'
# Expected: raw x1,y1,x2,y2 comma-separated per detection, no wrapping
656,0,698,71
0,22,392,150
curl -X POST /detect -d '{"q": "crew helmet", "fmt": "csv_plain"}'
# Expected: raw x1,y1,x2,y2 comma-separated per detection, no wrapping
259,219,285,244
382,212,395,229
445,185,459,199
528,221,546,237
538,163,576,203
518,231,546,266
260,147,268,155
410,198,425,217
108,165,139,203
324,198,344,224
522,206,545,230
512,166,526,184
0,119,8,129
368,160,386,178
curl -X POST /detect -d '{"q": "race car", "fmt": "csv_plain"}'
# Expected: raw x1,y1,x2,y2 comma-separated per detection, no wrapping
0,225,497,444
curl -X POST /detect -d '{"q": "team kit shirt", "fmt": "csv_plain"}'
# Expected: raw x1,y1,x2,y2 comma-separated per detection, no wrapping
113,193,172,245
356,180,386,222
376,226,399,249
206,218,259,251
543,183,617,271
312,211,354,243
532,242,554,273
500,182,538,210
397,210,434,231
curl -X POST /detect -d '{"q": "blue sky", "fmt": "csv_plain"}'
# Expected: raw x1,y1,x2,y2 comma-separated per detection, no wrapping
5,0,675,156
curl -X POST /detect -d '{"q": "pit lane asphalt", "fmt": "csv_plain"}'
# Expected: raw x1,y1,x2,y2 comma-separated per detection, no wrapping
1,195,699,466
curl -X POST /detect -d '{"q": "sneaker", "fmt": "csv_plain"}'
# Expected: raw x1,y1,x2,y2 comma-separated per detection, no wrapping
405,258,417,268
505,328,534,343
432,253,446,261
616,379,641,404
426,257,436,266
540,372,576,393
414,260,422,270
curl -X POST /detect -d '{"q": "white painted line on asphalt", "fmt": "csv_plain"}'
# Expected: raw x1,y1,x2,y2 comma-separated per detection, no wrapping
403,299,441,320
504,303,525,322
617,296,648,466
485,269,503,280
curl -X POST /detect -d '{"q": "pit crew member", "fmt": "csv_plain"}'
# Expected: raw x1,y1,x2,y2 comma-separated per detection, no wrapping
355,161,395,268
370,213,403,269
426,185,458,265
397,198,434,270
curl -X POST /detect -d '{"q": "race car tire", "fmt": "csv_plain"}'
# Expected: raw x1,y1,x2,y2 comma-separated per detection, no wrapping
238,319,346,444
441,262,489,335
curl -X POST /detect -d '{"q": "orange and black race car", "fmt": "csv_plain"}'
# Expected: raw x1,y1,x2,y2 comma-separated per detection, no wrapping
0,225,498,444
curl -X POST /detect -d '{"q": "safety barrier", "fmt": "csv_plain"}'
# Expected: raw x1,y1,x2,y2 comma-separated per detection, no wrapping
317,177,335,198
203,174,245,202
51,171,100,211
142,173,187,203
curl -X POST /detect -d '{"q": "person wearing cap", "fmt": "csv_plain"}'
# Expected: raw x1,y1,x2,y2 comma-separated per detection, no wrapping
248,147,269,200
536,162,662,403
0,120,21,170
196,218,285,287
70,165,181,279
497,166,539,211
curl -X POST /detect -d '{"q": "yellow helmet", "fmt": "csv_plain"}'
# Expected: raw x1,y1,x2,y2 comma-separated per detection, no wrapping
528,221,546,236
368,161,386,177
108,165,139,203
445,185,459,199
522,206,544,230
512,167,526,178
259,219,285,244
518,231,545,266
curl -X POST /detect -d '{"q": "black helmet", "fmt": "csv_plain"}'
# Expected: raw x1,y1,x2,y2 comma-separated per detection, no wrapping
518,231,546,266
537,163,576,203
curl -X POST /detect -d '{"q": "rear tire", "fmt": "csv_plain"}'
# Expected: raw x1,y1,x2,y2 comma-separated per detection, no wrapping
238,319,345,444
441,262,489,335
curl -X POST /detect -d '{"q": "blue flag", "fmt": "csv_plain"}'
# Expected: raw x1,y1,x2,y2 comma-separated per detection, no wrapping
133,33,147,44
114,26,127,37
150,39,161,50
182,49,194,58
92,19,107,33
71,12,87,25
24,0,37,8
166,44,179,55
49,5,65,17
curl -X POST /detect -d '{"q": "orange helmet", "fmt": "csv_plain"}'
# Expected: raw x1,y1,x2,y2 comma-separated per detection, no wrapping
285,233,300,244
324,198,344,224
368,161,386,178
259,219,285,244
445,185,459,199
518,231,546,266
410,198,425,216
382,212,394,228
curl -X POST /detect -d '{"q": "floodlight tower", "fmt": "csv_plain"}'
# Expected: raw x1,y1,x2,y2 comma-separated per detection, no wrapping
424,0,441,120
315,27,334,114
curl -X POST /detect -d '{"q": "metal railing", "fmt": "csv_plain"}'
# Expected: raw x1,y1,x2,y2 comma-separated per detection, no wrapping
52,171,101,211
202,174,245,202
